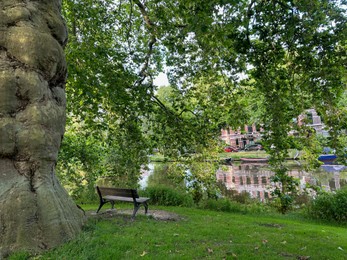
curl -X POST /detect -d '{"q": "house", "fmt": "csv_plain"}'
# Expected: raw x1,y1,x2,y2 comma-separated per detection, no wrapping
220,124,262,149
221,109,328,148
297,109,329,136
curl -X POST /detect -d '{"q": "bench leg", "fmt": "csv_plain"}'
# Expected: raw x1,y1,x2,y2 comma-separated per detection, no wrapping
96,202,105,213
143,202,148,214
132,203,140,219
132,202,149,219
96,200,114,213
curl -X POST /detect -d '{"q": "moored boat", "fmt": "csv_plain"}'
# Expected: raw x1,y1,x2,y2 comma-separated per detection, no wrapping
318,154,337,164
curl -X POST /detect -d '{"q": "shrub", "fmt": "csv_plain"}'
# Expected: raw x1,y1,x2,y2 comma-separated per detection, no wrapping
217,181,254,204
74,186,99,204
198,198,271,214
293,193,312,208
199,198,243,213
141,186,194,207
307,187,347,223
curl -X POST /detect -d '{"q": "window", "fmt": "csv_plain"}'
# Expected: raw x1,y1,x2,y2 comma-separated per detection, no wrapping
306,113,313,124
254,176,259,185
262,176,267,184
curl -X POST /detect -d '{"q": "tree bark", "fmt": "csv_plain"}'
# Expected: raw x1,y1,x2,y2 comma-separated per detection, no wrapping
0,0,84,257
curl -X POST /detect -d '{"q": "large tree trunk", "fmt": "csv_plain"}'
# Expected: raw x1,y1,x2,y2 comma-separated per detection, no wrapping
0,0,84,257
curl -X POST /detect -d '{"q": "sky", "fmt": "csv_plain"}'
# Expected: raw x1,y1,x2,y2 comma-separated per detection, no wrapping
153,72,169,86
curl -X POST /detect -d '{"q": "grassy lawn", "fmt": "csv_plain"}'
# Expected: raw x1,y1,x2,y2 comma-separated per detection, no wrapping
220,151,269,160
17,205,347,260
220,149,301,160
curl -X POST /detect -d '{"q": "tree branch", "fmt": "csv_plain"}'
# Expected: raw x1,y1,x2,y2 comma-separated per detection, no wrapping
133,0,157,86
132,1,192,124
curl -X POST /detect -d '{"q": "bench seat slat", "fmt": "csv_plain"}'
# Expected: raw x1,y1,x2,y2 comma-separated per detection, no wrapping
103,195,150,203
135,197,150,203
103,195,134,202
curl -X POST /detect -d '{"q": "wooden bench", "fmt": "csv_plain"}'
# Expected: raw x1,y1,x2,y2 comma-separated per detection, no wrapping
96,186,150,218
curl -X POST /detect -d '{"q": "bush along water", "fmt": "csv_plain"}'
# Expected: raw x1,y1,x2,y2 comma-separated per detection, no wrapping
307,186,347,223
141,183,271,214
141,186,194,207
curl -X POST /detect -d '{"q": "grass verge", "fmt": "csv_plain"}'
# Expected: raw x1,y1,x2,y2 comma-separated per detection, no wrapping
11,205,347,260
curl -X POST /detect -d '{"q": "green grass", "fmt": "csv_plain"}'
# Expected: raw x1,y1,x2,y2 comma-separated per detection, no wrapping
220,151,269,160
15,205,347,260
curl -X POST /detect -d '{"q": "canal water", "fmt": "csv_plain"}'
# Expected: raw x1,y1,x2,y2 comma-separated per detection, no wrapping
140,162,347,201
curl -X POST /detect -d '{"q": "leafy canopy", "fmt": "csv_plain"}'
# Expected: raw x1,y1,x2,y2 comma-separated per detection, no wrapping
60,0,347,206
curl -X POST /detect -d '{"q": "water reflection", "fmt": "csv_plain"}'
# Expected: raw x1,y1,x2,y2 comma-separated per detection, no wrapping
216,163,347,201
141,162,347,201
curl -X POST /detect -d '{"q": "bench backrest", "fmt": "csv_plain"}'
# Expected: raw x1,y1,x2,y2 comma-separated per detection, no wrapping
96,186,139,199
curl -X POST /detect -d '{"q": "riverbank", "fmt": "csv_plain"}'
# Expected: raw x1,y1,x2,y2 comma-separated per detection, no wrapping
150,151,270,163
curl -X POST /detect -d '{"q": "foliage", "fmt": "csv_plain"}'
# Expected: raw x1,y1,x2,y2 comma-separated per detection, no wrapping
60,0,152,193
142,162,194,207
146,163,185,189
57,123,106,201
102,120,150,188
270,166,300,214
307,187,347,223
217,181,255,204
141,186,194,207
158,160,221,204
60,0,347,212
57,119,149,200
212,181,272,213
60,0,227,195
241,0,347,213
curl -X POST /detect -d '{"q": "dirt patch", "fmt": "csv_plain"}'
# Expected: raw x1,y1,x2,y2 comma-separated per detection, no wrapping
258,223,284,229
86,209,183,221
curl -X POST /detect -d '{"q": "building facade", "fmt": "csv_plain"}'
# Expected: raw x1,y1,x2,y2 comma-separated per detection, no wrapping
220,124,262,149
221,109,327,148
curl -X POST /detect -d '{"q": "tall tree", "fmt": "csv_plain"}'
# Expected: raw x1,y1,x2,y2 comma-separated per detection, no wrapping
0,0,84,257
